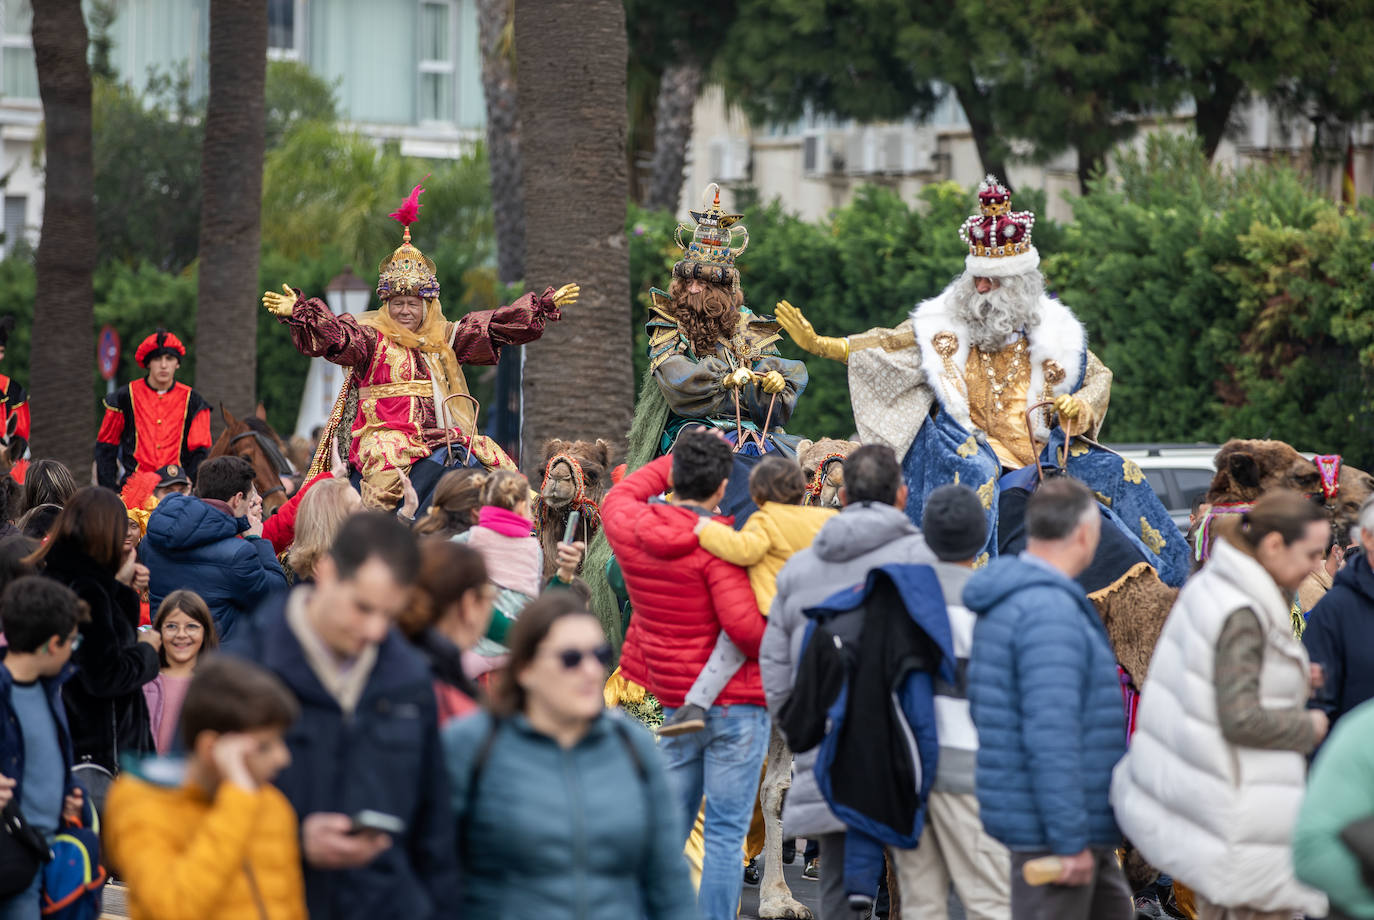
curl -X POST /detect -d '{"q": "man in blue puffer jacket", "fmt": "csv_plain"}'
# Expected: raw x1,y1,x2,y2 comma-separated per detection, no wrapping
144,455,288,640
964,477,1132,920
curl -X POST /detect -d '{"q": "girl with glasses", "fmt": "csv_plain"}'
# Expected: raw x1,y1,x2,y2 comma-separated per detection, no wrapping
442,591,695,920
143,590,218,754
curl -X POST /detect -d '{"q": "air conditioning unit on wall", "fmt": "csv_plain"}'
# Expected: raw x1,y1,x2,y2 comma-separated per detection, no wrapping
707,137,751,183
845,127,879,175
802,130,844,177
877,125,937,174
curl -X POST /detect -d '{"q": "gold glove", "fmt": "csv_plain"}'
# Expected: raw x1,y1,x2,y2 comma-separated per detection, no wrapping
722,367,753,389
776,300,848,363
760,370,787,394
552,283,580,308
261,283,296,318
1053,393,1095,436
1053,393,1086,420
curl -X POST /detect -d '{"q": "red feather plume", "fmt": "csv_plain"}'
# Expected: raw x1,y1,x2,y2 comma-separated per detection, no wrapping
389,182,426,227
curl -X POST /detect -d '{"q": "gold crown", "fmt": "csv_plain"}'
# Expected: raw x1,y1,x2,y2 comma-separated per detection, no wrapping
377,224,440,300
673,183,749,288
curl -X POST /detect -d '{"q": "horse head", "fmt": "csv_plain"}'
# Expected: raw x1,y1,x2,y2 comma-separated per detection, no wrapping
209,405,294,515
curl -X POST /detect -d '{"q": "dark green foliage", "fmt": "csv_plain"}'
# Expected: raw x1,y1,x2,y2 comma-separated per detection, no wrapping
1047,133,1374,465
263,60,338,152
91,71,203,272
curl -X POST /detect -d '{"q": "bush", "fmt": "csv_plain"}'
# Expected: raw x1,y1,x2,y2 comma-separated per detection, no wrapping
1046,133,1374,466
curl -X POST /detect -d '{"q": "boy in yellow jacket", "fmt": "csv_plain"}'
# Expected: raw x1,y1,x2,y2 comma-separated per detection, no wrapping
660,455,836,736
104,657,307,920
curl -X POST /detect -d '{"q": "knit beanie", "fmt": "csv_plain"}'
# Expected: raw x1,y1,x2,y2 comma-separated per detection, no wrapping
922,484,988,562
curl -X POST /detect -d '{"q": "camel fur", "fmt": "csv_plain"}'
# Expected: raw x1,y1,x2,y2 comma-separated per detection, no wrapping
533,438,613,581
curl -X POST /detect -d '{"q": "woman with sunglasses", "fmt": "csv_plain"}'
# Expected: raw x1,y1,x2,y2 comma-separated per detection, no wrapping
442,591,695,920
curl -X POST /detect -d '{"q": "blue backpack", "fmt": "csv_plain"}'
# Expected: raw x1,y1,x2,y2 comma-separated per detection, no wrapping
40,795,105,920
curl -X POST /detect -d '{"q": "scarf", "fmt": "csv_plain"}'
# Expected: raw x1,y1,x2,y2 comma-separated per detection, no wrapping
287,589,378,716
358,297,474,432
466,507,542,597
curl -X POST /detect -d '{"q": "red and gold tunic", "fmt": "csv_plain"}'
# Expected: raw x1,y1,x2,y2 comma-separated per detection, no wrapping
0,372,30,483
283,289,559,507
95,380,212,509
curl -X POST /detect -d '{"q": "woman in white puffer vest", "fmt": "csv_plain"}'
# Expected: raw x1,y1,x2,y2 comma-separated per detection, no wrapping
1111,490,1331,920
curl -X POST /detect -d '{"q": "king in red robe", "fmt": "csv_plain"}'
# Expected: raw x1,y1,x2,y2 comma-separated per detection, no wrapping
263,185,580,508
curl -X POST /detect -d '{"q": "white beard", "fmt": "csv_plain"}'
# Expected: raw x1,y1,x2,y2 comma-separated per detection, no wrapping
947,270,1045,351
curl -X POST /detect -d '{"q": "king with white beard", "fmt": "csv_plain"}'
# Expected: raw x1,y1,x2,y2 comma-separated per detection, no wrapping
779,176,1188,585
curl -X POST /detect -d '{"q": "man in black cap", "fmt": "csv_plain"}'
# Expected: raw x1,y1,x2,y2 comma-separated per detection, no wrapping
152,464,191,502
892,483,1012,918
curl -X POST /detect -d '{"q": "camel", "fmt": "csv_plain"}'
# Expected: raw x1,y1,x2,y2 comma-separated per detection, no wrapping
797,437,858,509
531,439,612,581
1206,439,1373,544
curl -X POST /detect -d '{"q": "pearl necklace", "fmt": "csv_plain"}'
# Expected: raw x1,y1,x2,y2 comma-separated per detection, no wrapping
979,338,1026,414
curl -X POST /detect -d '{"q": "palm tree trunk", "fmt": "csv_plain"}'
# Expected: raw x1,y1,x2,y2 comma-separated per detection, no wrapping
644,55,704,212
479,0,525,282
194,0,267,430
516,0,631,474
30,0,96,480
477,0,525,454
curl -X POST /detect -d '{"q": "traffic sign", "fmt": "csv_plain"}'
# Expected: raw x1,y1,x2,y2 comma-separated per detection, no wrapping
98,325,121,381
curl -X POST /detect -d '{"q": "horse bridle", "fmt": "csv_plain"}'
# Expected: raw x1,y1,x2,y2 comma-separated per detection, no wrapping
229,430,291,500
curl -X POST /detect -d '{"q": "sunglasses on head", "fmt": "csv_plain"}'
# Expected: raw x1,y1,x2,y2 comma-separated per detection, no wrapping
554,644,613,670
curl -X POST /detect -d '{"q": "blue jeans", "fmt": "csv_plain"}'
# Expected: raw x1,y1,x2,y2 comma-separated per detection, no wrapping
659,703,770,920
0,868,42,920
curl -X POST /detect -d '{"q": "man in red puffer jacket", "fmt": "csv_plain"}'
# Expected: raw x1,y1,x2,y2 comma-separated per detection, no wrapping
602,429,769,920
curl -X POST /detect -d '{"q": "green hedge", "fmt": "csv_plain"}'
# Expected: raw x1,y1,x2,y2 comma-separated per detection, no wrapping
1047,134,1374,466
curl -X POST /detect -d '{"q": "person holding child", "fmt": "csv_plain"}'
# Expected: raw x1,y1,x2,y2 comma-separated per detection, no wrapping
658,455,835,737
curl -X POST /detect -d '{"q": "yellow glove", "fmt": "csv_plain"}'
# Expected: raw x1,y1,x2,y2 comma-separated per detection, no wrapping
1053,393,1086,420
760,370,787,394
722,367,753,389
1053,393,1095,436
262,283,296,318
776,300,848,363
552,283,580,308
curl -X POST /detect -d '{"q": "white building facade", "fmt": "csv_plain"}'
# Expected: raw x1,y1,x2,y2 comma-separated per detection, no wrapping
680,85,1374,224
0,0,486,256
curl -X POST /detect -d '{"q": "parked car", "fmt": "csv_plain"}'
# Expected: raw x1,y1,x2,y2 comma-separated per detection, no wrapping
1108,444,1220,532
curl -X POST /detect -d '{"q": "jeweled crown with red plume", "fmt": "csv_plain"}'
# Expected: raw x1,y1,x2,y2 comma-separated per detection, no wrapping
959,175,1040,277
377,182,441,300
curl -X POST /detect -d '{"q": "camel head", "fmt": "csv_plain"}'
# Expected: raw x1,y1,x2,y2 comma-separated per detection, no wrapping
799,437,859,510
1206,439,1321,506
538,438,613,513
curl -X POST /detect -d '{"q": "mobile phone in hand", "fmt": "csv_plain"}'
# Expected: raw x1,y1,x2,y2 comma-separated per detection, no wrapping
562,510,581,545
348,810,405,837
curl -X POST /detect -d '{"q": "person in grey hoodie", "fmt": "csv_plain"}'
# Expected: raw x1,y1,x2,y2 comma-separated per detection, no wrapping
896,484,1010,920
760,444,933,919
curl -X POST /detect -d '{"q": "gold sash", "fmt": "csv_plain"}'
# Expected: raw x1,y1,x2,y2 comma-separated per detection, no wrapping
357,381,434,401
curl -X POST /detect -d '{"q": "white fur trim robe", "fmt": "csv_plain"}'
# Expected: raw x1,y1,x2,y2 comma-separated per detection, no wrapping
847,288,1106,459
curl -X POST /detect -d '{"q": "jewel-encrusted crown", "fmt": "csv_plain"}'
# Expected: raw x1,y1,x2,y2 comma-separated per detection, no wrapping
377,183,441,300
958,175,1036,259
673,183,749,287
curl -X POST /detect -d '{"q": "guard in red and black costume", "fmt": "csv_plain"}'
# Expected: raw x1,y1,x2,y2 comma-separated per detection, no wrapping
96,330,212,510
0,317,31,483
